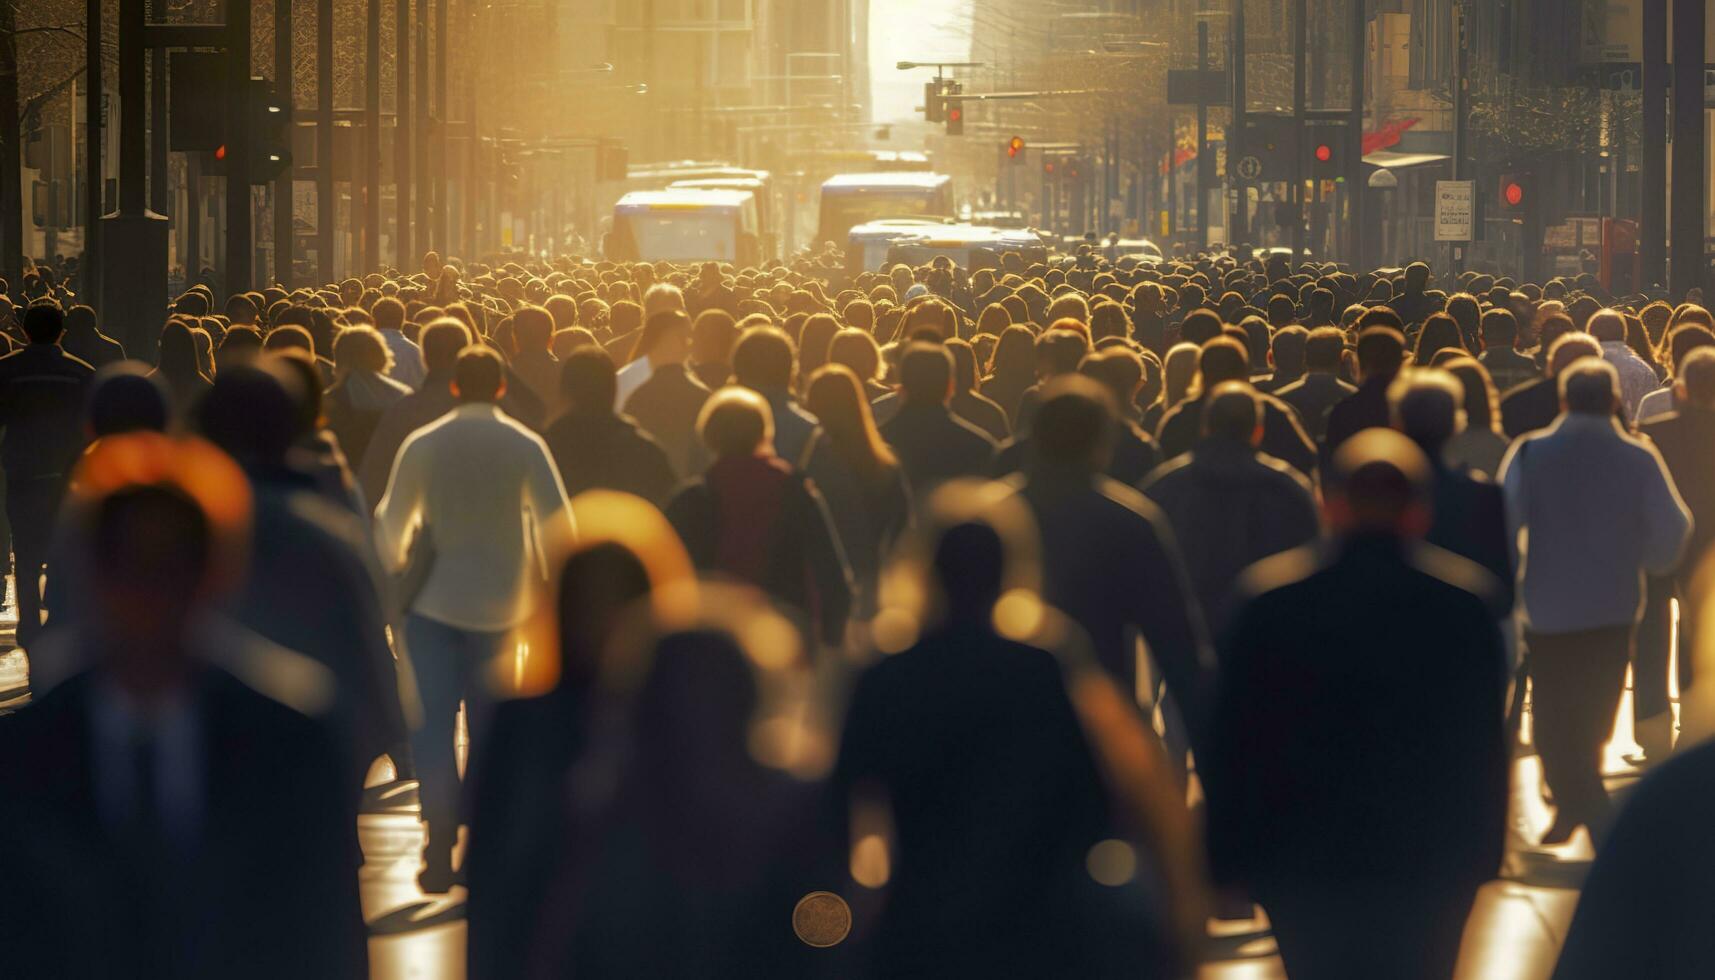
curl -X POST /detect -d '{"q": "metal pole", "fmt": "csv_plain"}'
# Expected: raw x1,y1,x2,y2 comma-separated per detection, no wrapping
274,0,293,286
150,47,168,216
415,7,430,262
463,0,477,258
1231,0,1247,245
1641,0,1666,288
118,0,144,216
186,153,200,282
1451,1,1467,274
1347,0,1364,267
395,0,412,270
365,0,381,273
84,0,103,304
434,0,449,252
1195,20,1209,248
1290,0,1306,260
1670,0,1704,299
317,0,334,283
224,0,252,294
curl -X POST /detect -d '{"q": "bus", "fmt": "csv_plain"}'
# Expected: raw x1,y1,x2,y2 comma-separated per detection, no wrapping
817,172,955,245
605,189,762,265
880,224,1049,273
669,176,777,261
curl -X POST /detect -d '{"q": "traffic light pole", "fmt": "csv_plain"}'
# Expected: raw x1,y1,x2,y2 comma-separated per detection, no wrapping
396,0,413,271
1195,21,1209,249
1346,0,1363,268
1230,0,1247,247
365,0,381,273
1290,0,1306,261
99,0,169,353
274,0,293,287
1641,0,1666,289
317,0,334,283
224,0,252,293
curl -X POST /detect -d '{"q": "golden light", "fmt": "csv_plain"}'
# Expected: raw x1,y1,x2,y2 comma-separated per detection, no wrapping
1085,839,1137,886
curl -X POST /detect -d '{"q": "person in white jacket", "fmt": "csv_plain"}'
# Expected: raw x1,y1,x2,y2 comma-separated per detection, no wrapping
374,344,574,893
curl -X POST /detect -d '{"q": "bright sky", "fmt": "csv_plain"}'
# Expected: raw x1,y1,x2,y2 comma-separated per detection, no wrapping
869,0,972,121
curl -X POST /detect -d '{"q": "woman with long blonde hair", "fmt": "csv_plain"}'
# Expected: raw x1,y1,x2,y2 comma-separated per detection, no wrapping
803,364,910,616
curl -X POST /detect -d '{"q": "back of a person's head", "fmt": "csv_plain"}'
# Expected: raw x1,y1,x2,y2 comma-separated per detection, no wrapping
1678,347,1715,408
641,282,686,319
420,318,473,374
86,363,171,437
1355,306,1404,332
1355,326,1406,377
22,302,65,344
829,329,882,382
264,323,314,356
513,305,554,352
1302,326,1344,372
632,309,692,363
1389,369,1464,454
1547,332,1602,377
1032,375,1115,469
1035,327,1092,378
224,292,258,323
1078,347,1144,407
1261,322,1303,376
1327,429,1430,536
900,342,954,404
454,345,505,402
1202,381,1260,443
196,362,302,464
560,346,618,415
1480,307,1517,345
697,386,773,458
1587,308,1626,343
1560,358,1619,415
731,326,795,392
1179,308,1223,346
692,309,740,364
333,325,391,376
1197,336,1250,388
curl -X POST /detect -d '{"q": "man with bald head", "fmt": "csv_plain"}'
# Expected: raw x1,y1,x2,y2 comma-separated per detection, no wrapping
1501,359,1690,846
1589,308,1659,421
1205,429,1508,980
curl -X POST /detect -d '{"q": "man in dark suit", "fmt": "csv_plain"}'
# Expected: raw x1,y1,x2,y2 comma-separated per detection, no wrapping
1391,370,1514,616
1635,347,1715,758
1499,318,1591,439
1275,326,1355,442
882,343,998,503
1321,322,1405,461
1204,429,1508,980
0,445,367,980
1156,336,1317,479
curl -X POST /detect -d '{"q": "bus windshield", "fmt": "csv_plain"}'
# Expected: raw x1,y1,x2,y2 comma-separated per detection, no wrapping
612,209,738,262
819,193,936,243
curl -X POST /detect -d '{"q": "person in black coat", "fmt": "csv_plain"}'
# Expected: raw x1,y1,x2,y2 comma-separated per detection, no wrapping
1011,377,1212,736
1204,429,1509,980
1156,337,1316,480
1391,370,1514,617
1141,382,1320,637
546,347,678,505
622,311,713,478
1500,332,1603,439
1551,738,1715,980
60,304,126,368
1274,326,1355,442
880,342,998,503
1321,324,1405,462
0,447,366,980
835,488,1199,979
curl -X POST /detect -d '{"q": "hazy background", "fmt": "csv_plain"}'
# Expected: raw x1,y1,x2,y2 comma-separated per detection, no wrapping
869,0,972,121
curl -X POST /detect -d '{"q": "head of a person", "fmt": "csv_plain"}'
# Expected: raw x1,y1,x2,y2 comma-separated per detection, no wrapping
1480,307,1518,350
372,295,407,333
1675,347,1715,410
1547,332,1603,379
420,318,473,377
453,345,506,403
1403,262,1430,293
1078,347,1145,410
1355,326,1406,381
1195,336,1251,393
512,305,554,354
1201,380,1261,446
1269,325,1309,377
805,364,894,476
731,326,796,394
332,325,393,378
1442,357,1500,435
1389,369,1466,456
641,282,686,320
1587,309,1626,343
630,310,693,366
697,385,774,459
196,361,304,466
85,363,171,438
1303,326,1344,375
1162,341,1200,405
1031,375,1116,473
829,328,882,383
1179,308,1224,346
559,346,618,417
692,310,740,367
1034,328,1092,381
1414,313,1465,365
1324,429,1432,538
224,292,258,325
22,302,65,344
1559,358,1620,416
899,342,955,407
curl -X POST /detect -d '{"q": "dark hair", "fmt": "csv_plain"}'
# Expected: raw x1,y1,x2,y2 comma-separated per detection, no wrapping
628,310,692,364
22,303,65,344
1355,326,1406,376
731,326,796,391
1196,336,1250,388
421,319,473,373
1032,377,1114,467
900,342,954,404
1271,325,1309,375
560,347,618,414
197,363,301,463
86,364,171,436
455,345,506,402
1202,382,1259,442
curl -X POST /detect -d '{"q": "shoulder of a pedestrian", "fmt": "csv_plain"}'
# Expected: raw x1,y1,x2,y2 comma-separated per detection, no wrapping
1402,540,1505,613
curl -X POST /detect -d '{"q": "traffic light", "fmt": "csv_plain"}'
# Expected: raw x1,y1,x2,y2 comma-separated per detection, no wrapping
1007,135,1025,161
925,80,945,123
1498,174,1528,212
206,78,293,184
1065,157,1083,180
943,81,964,135
1310,139,1338,178
1043,158,1058,177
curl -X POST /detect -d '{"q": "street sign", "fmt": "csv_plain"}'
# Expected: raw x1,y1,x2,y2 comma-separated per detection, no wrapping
1434,180,1475,242
1235,155,1262,181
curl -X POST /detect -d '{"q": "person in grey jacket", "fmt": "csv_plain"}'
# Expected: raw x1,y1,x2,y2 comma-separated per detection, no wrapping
1500,359,1691,846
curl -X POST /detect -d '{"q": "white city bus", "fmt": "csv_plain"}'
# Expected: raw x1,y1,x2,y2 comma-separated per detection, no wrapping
817,172,955,245
669,177,777,261
880,224,1048,273
605,189,762,265
845,218,958,277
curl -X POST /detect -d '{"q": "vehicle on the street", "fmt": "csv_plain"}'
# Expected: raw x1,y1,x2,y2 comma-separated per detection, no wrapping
604,189,762,265
880,224,1048,273
817,172,955,244
844,218,959,276
670,176,778,260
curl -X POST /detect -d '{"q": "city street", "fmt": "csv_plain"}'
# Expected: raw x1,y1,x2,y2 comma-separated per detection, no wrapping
0,583,1640,979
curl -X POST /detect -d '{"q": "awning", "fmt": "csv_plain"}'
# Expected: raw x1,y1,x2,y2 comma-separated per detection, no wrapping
1362,150,1450,170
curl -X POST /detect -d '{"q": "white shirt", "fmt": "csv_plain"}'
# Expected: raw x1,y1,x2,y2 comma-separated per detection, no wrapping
380,329,427,390
374,403,574,631
614,355,653,409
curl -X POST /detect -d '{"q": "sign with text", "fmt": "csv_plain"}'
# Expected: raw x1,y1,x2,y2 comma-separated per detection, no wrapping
1434,180,1475,242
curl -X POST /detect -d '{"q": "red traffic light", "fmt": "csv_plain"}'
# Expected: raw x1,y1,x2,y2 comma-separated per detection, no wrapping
214,144,227,161
1044,161,1056,175
1504,181,1524,206
1314,144,1332,163
947,107,963,123
1007,135,1025,158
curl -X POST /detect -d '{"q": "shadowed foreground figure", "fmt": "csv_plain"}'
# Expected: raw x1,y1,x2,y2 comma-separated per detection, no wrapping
834,484,1204,978
1205,429,1509,980
0,437,366,980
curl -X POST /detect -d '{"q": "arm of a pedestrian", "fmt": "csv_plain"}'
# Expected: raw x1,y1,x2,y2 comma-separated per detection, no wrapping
1639,446,1692,575
1133,512,1215,733
372,436,428,572
1498,437,1528,570
802,479,855,645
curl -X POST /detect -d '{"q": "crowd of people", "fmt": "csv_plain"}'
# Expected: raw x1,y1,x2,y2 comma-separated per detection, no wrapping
0,239,1712,978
